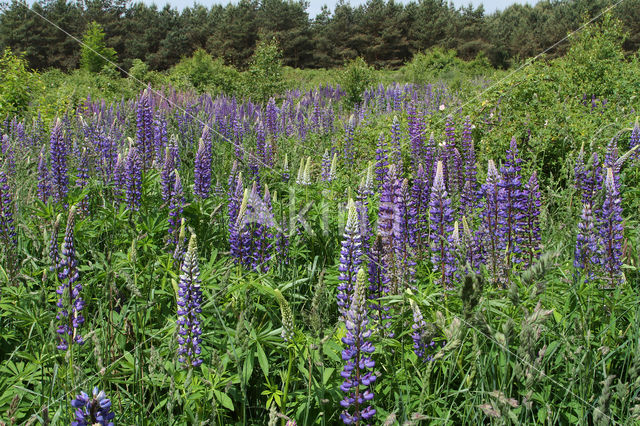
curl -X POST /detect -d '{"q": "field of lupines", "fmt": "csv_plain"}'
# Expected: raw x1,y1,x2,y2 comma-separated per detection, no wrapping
0,76,639,426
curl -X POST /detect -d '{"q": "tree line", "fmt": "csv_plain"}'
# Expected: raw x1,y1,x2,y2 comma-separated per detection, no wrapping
1,0,638,73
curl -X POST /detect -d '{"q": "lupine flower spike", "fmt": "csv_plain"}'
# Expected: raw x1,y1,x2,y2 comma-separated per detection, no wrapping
340,268,377,424
599,167,624,287
429,161,456,289
177,234,204,367
71,387,115,426
274,288,295,342
337,199,363,317
56,206,85,350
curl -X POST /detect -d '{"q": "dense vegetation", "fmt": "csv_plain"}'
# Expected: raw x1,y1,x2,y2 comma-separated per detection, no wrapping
1,9,640,426
2,0,640,72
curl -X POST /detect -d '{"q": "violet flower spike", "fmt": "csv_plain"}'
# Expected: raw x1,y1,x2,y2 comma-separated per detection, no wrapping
55,206,85,350
340,268,377,424
0,167,17,249
522,172,542,267
429,161,456,289
177,234,204,367
49,118,69,204
337,199,363,318
598,167,624,286
71,387,115,426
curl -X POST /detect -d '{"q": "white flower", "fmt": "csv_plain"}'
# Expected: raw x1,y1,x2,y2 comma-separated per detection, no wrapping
439,104,445,111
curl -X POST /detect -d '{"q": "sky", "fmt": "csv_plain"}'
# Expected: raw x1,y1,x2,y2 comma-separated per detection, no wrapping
149,0,537,17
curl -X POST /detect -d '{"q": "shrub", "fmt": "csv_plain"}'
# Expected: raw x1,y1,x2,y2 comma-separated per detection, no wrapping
339,57,376,109
170,49,241,95
80,21,118,74
0,48,42,119
244,38,285,103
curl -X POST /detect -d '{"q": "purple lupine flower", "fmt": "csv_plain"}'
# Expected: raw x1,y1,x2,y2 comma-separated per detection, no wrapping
409,299,435,361
340,268,377,424
282,154,290,183
136,90,154,170
49,215,62,276
497,137,526,278
478,160,500,281
407,101,424,173
153,114,168,165
460,117,478,216
125,147,142,212
321,149,331,181
56,206,85,350
574,201,599,281
232,116,244,161
168,170,184,248
604,136,621,192
356,178,372,258
227,160,239,199
459,216,482,273
193,138,211,200
1,134,15,176
375,132,388,188
424,132,437,189
265,98,278,137
76,149,90,216
0,167,17,249
112,154,126,205
411,163,430,257
429,161,456,289
71,387,115,426
37,146,50,203
393,178,416,289
367,235,391,334
237,183,275,271
49,119,69,204
271,190,290,265
177,234,204,367
229,174,244,260
630,119,639,161
575,150,603,207
598,168,624,286
248,150,262,193
522,172,542,267
344,116,355,167
443,115,457,193
337,200,364,317
390,115,402,176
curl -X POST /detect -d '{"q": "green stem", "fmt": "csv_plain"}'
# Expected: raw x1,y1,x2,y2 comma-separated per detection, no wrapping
281,347,294,425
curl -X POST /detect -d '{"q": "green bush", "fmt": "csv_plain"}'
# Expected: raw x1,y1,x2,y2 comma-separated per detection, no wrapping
244,38,285,103
0,48,42,119
339,57,376,109
170,49,241,95
80,21,118,74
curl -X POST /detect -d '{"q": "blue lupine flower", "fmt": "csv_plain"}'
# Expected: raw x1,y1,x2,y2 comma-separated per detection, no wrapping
71,387,115,426
177,234,204,367
56,206,85,350
522,171,542,267
340,268,376,424
429,161,456,288
337,199,363,317
598,168,624,286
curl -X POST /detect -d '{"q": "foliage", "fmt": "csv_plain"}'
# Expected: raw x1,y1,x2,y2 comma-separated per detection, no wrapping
80,21,117,73
3,0,640,72
0,48,41,119
1,13,640,426
169,49,241,95
244,38,285,103
339,57,376,109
